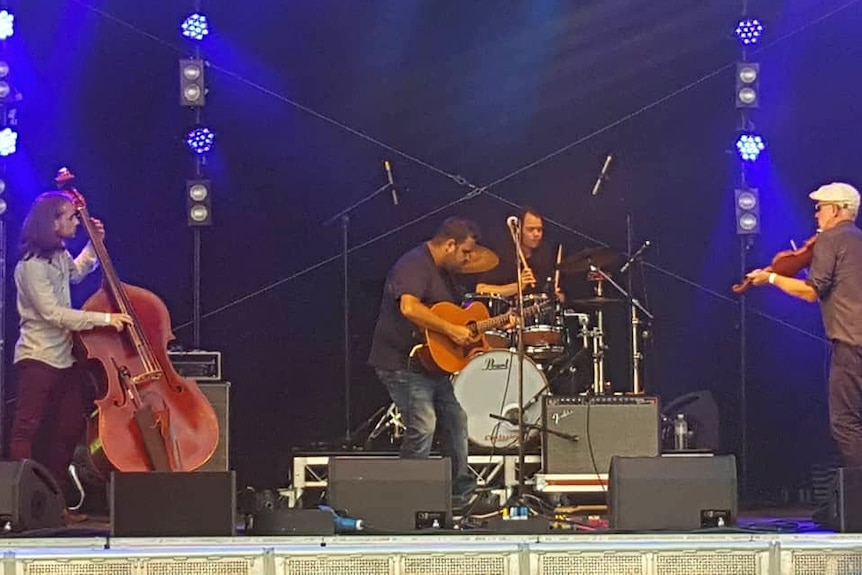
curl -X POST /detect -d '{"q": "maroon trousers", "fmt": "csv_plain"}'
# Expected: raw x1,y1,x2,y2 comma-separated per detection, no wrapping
8,359,89,504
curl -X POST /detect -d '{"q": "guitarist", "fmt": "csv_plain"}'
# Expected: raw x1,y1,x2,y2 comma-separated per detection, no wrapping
368,217,496,515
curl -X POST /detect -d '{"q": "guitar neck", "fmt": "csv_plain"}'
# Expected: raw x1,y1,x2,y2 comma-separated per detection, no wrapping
474,301,544,332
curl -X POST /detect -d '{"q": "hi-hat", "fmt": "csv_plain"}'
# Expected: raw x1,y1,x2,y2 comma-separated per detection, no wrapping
460,245,500,274
558,247,620,274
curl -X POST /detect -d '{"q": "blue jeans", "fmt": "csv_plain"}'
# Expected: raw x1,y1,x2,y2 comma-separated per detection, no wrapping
376,369,475,504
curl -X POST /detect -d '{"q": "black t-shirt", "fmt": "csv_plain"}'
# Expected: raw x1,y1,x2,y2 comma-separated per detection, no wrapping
806,221,862,347
478,241,558,295
368,243,460,370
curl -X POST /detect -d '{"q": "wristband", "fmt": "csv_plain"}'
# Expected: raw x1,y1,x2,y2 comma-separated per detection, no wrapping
768,272,777,285
104,313,111,324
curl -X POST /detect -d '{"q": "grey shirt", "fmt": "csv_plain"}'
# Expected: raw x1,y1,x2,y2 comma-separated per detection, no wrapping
14,243,112,368
806,221,862,347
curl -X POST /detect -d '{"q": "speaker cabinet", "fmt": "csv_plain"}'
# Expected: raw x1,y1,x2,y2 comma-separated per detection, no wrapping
198,382,229,472
542,396,660,474
111,471,236,536
0,459,65,532
328,457,452,532
609,455,737,531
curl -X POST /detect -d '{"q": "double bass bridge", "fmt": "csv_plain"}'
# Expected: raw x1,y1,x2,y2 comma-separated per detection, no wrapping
131,370,164,385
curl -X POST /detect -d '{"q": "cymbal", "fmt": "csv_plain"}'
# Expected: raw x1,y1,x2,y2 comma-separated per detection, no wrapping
557,247,620,274
460,245,499,274
568,296,624,308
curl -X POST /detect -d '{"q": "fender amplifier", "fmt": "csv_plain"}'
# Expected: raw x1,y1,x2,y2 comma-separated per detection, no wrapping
542,395,660,474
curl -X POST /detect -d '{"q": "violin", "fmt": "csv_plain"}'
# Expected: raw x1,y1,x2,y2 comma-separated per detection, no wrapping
732,234,818,294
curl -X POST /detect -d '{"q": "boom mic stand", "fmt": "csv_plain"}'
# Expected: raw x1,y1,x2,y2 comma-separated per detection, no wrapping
323,181,393,445
507,220,528,500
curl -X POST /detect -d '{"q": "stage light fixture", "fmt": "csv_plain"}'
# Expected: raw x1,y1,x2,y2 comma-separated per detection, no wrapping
0,178,6,195
185,127,215,155
735,188,760,234
179,59,206,107
735,18,763,46
735,132,765,162
736,62,759,108
0,127,17,156
186,179,212,226
181,13,209,41
0,11,14,41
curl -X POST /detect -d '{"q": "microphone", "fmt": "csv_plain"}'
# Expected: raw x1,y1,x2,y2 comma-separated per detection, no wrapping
383,160,398,205
591,154,613,196
506,216,520,229
620,240,652,273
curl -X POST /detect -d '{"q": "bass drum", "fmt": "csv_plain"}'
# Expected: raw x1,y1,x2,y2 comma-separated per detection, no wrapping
452,350,548,450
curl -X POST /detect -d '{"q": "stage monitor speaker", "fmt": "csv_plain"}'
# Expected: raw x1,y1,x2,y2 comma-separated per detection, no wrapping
198,382,230,472
542,396,660,474
328,457,451,532
111,471,236,536
609,455,737,531
0,459,65,532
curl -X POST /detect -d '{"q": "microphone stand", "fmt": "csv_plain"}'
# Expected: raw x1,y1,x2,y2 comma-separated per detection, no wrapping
508,222,528,500
323,182,393,445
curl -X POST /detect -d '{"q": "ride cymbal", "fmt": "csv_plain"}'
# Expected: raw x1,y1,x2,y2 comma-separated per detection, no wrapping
557,247,620,274
568,296,624,308
460,245,500,274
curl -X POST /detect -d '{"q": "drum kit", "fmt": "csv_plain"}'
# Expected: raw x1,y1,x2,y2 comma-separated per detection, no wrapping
453,246,627,450
366,243,653,453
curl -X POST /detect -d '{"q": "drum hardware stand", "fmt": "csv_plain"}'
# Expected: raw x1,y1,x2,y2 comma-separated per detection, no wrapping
586,269,609,395
323,177,394,443
363,403,405,447
588,264,653,394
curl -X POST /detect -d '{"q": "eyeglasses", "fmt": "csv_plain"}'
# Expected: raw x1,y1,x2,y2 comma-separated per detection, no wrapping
815,203,839,213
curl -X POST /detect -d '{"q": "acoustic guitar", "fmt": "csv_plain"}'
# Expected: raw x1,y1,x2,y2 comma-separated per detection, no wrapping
414,299,552,374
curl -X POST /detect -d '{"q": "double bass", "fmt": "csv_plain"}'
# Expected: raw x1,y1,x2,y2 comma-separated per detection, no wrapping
57,168,219,472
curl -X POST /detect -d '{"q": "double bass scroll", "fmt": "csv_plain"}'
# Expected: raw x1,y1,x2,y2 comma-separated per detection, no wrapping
56,168,219,473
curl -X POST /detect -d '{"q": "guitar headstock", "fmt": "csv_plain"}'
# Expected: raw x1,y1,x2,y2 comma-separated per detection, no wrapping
54,167,86,210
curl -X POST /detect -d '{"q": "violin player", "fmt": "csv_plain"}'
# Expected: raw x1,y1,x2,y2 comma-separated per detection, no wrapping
746,182,862,484
8,192,132,522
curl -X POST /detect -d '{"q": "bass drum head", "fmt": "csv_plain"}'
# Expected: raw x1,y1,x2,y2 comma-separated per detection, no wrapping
452,350,548,450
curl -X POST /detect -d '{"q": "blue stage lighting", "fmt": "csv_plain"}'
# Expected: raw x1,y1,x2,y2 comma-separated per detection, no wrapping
736,132,766,162
181,13,209,41
735,18,763,46
0,11,14,41
0,127,17,156
185,127,215,155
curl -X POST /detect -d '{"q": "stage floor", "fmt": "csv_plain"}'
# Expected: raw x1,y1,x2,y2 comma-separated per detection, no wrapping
1,509,860,575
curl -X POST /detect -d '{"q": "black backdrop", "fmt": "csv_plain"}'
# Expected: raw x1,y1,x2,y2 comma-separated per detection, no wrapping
2,0,856,493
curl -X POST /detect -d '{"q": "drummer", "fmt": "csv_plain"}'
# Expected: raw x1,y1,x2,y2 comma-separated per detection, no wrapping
476,206,564,301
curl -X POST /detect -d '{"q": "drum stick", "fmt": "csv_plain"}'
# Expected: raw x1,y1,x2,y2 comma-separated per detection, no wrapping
554,244,562,293
515,242,533,282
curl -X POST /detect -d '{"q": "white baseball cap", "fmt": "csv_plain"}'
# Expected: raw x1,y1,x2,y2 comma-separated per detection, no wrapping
809,182,861,209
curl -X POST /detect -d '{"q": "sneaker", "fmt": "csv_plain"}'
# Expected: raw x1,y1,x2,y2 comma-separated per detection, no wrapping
454,493,500,518
62,509,88,525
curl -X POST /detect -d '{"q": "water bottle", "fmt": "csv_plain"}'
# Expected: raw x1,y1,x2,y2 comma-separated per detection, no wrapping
319,505,364,532
673,413,688,451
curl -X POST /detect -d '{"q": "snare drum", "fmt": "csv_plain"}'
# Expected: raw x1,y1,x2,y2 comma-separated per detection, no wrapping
452,350,548,449
517,293,564,347
462,293,511,349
